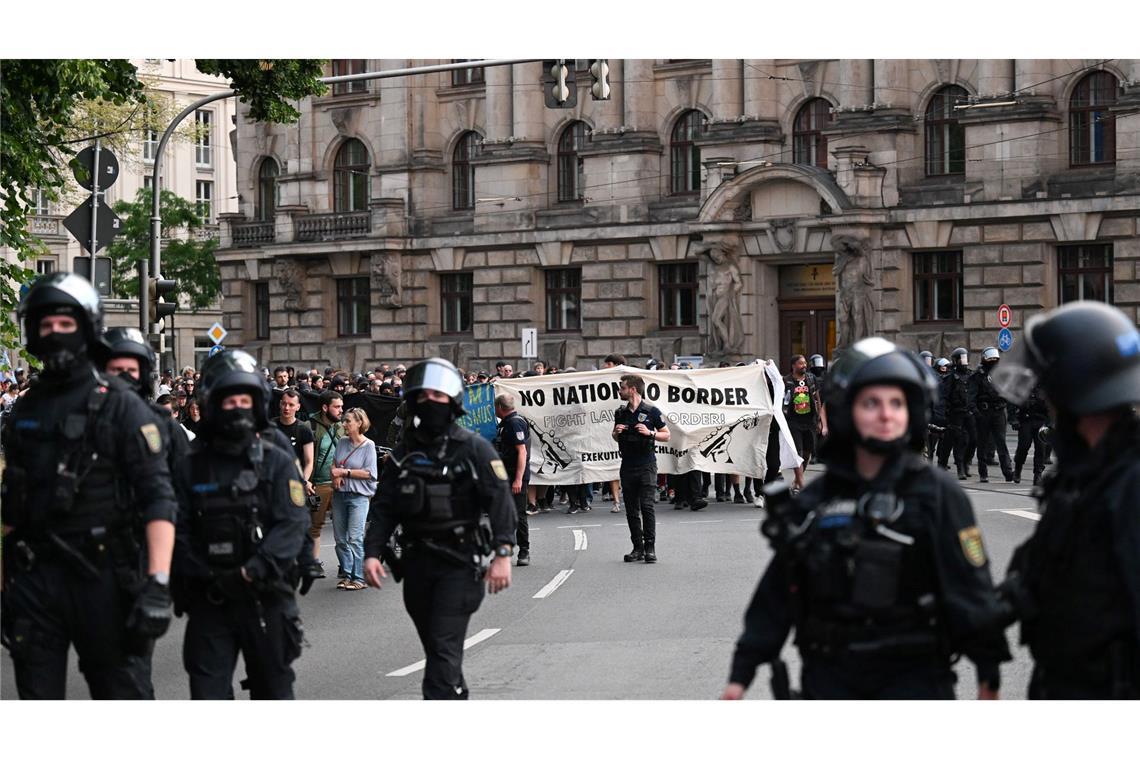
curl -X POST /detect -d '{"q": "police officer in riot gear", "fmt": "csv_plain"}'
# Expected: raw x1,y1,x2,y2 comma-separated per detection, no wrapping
808,354,826,380
970,347,1014,483
1,272,177,699
918,350,934,367
363,358,516,699
1011,382,1051,485
172,349,310,699
939,347,977,479
993,301,1140,699
722,337,1010,700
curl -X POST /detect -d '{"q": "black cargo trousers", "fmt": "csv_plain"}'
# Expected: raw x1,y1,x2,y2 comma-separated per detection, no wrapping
621,463,657,550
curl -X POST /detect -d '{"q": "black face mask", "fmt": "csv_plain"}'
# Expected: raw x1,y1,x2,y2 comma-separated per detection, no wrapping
212,408,257,453
35,331,87,374
857,432,910,457
409,399,453,440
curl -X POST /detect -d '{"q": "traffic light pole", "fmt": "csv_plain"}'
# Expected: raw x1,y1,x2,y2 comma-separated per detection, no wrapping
145,58,537,353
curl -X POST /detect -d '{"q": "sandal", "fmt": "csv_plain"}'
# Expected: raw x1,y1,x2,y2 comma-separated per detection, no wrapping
336,579,349,589
347,580,366,590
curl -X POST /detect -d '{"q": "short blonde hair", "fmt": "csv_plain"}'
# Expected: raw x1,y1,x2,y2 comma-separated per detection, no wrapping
344,407,371,433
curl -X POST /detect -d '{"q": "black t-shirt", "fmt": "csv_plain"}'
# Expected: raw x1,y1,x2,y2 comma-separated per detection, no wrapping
272,417,315,471
613,401,666,470
783,373,819,426
495,411,531,483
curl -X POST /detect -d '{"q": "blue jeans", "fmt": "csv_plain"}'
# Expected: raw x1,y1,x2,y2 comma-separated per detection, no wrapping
332,492,369,583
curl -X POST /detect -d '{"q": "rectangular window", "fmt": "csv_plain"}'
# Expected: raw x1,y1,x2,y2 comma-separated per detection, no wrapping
194,111,212,166
143,128,158,162
337,277,371,336
195,180,213,223
32,188,51,216
36,259,56,275
332,60,368,95
913,250,963,322
143,174,164,193
451,60,484,87
659,262,698,328
193,337,213,370
1058,244,1113,305
440,272,474,335
254,282,270,340
545,268,581,332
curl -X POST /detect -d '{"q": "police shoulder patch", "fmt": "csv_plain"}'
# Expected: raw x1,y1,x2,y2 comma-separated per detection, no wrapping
289,479,306,508
490,459,509,481
958,526,987,568
139,423,162,454
515,430,526,441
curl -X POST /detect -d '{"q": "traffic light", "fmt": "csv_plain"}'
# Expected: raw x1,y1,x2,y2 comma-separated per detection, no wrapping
589,59,610,101
148,277,177,326
543,59,577,109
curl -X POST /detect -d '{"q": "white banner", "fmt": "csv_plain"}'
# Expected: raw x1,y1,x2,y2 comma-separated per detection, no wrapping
495,365,774,486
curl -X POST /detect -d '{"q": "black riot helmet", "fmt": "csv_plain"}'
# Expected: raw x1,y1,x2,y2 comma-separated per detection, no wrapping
807,354,826,378
403,357,466,416
100,326,157,396
197,349,271,431
981,346,1000,363
18,271,107,371
821,337,938,457
918,350,934,366
992,301,1140,417
950,347,969,369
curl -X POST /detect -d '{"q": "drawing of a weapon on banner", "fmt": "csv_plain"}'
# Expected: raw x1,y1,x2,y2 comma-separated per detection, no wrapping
524,417,572,475
698,412,764,463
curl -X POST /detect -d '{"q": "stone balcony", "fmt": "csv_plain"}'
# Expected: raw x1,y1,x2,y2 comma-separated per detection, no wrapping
294,210,372,242
231,220,276,247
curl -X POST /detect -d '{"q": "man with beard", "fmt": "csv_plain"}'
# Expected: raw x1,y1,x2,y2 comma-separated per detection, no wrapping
1,273,176,699
363,358,515,699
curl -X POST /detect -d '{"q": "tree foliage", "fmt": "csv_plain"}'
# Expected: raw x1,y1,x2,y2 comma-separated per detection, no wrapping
1,58,327,369
106,189,221,311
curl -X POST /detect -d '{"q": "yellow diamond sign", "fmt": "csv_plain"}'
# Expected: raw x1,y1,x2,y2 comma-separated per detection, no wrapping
207,322,228,345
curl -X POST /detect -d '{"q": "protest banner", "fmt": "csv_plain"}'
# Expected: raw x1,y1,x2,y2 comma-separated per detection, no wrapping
455,381,497,440
496,365,774,486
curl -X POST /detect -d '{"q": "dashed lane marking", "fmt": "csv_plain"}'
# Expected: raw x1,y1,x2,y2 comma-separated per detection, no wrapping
1001,509,1042,522
385,628,501,677
572,529,588,551
556,524,602,529
533,569,574,599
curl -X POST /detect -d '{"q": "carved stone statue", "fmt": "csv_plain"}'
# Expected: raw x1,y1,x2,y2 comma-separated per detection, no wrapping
371,251,402,309
693,234,745,355
831,234,877,349
273,258,306,312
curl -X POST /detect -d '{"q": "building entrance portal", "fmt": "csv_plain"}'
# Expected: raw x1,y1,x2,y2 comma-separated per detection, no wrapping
777,263,836,365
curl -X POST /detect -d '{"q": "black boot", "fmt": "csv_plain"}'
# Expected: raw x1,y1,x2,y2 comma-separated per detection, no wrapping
624,544,644,563
1032,473,1041,486
643,542,657,563
1013,463,1023,484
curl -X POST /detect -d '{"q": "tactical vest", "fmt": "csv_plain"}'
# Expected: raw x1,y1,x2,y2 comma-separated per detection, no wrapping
390,444,482,539
188,440,269,571
1,379,126,535
614,404,656,457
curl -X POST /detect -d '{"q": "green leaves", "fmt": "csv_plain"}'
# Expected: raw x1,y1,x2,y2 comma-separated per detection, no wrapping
106,189,220,310
194,59,327,123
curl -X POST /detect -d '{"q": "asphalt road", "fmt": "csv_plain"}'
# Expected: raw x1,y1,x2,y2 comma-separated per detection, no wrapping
1,456,1043,701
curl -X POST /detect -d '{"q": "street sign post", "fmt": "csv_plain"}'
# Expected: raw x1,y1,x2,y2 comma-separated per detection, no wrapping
521,327,537,359
998,328,1014,352
73,145,120,191
63,197,122,255
72,256,113,296
998,304,1012,328
207,322,228,345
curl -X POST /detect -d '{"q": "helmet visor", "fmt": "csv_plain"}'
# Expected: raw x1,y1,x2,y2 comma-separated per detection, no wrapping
989,340,1037,406
408,361,464,399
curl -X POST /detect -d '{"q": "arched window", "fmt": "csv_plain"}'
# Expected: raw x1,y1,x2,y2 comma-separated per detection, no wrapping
793,98,832,169
333,139,369,212
557,121,587,202
1070,71,1117,166
925,85,967,176
256,157,279,221
670,110,705,195
452,131,480,211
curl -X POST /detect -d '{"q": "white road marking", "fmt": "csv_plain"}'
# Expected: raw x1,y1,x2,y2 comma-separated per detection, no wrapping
681,520,723,524
736,518,762,522
385,628,501,677
533,569,574,599
557,524,601,529
572,529,588,551
1002,509,1042,522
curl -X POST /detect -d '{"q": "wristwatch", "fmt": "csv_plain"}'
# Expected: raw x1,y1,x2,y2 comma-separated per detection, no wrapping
495,545,513,558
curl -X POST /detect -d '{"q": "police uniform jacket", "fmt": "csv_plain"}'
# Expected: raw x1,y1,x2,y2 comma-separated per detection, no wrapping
172,433,309,590
1007,414,1140,692
969,368,1006,413
729,451,1011,689
1,365,177,538
364,424,516,558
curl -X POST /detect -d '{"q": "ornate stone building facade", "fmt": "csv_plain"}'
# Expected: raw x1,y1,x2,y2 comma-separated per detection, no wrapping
215,59,1140,370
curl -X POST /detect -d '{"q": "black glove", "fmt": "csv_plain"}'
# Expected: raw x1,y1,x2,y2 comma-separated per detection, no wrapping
298,559,322,596
126,575,173,640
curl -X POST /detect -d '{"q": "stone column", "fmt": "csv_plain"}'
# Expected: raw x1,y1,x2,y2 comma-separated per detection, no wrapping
838,59,873,110
873,59,908,107
977,59,1014,97
512,62,543,142
623,58,655,132
711,59,743,121
484,64,512,141
744,59,777,118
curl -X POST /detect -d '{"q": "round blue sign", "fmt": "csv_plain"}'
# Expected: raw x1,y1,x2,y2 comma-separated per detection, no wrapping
208,344,225,357
997,328,1014,352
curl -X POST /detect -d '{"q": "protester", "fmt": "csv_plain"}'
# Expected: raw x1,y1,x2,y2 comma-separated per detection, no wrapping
330,407,378,590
